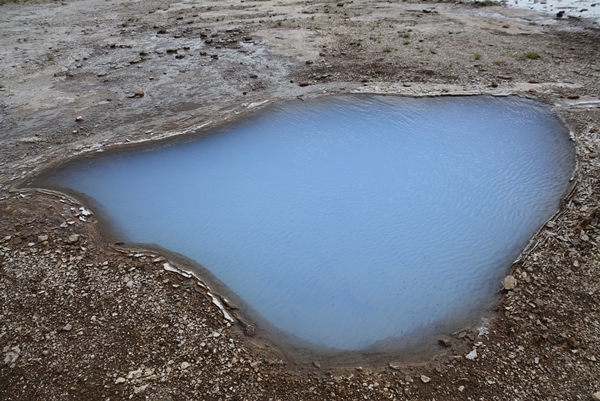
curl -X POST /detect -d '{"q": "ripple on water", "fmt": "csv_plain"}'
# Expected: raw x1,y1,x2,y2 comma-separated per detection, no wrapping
37,95,574,350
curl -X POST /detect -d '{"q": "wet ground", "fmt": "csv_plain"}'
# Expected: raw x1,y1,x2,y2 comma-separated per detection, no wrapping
1,0,600,400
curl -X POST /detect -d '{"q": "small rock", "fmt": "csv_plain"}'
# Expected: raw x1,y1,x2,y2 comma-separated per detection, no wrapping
465,349,477,360
403,82,411,87
593,392,600,401
502,275,517,290
211,54,219,60
556,10,565,18
97,71,107,77
38,234,48,242
420,375,431,384
438,339,452,347
62,323,72,332
166,48,178,53
458,385,465,392
4,346,20,365
389,362,402,370
134,384,149,394
115,377,126,384
181,362,190,370
568,337,581,348
306,60,314,65
139,50,149,56
299,81,309,87
313,361,321,368
133,89,145,98
130,57,141,64
66,234,80,244
75,116,83,122
175,54,185,59
244,325,255,336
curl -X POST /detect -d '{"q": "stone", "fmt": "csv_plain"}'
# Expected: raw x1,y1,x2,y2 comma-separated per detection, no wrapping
438,339,452,347
299,81,309,87
75,116,83,122
133,89,145,98
502,275,517,290
139,50,149,56
465,349,477,360
244,325,255,336
403,82,411,87
66,234,79,244
130,57,141,64
38,234,48,242
97,71,107,77
420,375,431,383
389,362,402,370
593,392,600,401
166,48,178,53
313,361,321,368
306,60,314,65
4,346,20,365
211,54,219,60
134,384,149,394
115,377,126,384
62,323,72,332
181,362,190,370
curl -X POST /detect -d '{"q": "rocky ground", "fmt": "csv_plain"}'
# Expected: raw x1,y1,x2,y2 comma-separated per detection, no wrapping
1,0,600,400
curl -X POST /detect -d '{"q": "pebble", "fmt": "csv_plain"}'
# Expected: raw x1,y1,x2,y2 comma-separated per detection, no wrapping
420,375,431,383
62,323,72,332
502,275,517,290
66,234,80,244
465,349,477,360
133,89,145,98
593,392,600,401
313,361,321,368
299,81,309,87
181,362,190,370
115,377,126,384
75,116,83,122
97,71,107,77
134,384,149,394
438,339,452,347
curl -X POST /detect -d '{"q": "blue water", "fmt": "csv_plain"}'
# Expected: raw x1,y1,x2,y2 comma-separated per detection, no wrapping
39,95,573,350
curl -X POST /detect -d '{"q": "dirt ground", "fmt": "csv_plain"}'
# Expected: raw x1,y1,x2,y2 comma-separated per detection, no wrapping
1,0,600,400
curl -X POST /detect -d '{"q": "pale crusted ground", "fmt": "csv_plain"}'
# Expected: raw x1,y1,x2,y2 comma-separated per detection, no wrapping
1,0,600,400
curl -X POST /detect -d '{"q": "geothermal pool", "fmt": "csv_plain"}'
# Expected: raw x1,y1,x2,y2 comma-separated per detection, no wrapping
37,95,574,351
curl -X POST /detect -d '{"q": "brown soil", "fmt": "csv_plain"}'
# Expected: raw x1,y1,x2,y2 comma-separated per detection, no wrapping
1,0,600,400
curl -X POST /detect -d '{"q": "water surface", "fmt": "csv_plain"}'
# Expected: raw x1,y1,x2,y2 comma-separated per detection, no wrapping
38,95,574,351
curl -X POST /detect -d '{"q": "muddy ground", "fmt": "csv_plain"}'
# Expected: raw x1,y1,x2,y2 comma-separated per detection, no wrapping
1,0,600,400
